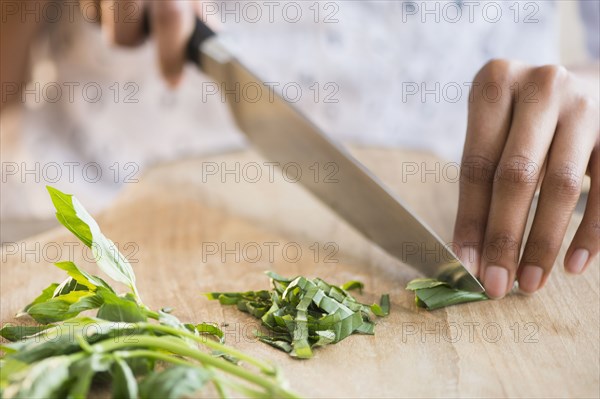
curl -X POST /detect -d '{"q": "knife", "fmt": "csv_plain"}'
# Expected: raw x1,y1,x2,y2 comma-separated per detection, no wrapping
180,18,483,292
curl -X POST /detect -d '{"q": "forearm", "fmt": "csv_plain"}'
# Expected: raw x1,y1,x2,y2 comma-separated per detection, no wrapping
0,1,47,112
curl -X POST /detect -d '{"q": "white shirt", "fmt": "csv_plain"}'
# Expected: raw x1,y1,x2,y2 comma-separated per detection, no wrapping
2,0,598,219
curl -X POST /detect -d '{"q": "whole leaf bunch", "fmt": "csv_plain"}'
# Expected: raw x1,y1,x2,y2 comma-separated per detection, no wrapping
206,273,390,359
0,187,299,399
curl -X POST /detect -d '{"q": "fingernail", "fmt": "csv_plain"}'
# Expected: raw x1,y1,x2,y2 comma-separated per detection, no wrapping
484,266,509,299
566,249,589,274
518,266,543,294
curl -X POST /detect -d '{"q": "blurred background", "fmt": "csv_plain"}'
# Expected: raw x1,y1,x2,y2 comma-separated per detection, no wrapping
1,0,598,243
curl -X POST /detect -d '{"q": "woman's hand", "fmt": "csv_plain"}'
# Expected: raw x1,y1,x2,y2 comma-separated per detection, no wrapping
89,0,198,85
453,59,600,299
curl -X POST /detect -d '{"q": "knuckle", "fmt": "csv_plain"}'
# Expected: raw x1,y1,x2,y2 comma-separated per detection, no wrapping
495,155,540,189
531,65,568,94
476,59,513,85
153,4,185,29
460,154,497,186
545,162,582,199
572,94,599,117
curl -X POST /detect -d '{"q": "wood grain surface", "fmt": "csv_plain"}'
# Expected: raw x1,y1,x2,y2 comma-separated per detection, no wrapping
1,147,598,398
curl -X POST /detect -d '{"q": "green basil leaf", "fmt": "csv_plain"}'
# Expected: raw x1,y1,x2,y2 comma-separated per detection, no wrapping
53,277,89,297
371,294,390,317
340,280,364,293
209,272,389,358
54,261,115,292
68,353,114,399
47,186,93,247
46,186,138,299
2,355,72,399
380,294,390,315
195,322,224,341
290,285,318,359
258,335,293,353
3,318,141,365
265,271,292,283
20,283,59,314
139,366,212,399
406,278,447,290
24,291,98,324
414,285,488,310
68,293,105,314
0,357,29,387
406,278,488,310
157,309,186,329
111,357,138,399
18,262,115,324
0,324,53,342
96,290,146,323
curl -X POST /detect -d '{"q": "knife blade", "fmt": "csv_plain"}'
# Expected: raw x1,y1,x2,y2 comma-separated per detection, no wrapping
184,19,483,292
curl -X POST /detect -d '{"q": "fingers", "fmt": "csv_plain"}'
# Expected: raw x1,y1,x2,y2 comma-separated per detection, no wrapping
85,0,196,85
453,60,520,275
480,65,565,298
518,94,598,293
565,143,600,274
79,0,101,23
149,0,195,86
100,0,145,46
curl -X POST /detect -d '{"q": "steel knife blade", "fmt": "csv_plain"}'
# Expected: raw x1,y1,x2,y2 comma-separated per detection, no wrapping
185,20,483,292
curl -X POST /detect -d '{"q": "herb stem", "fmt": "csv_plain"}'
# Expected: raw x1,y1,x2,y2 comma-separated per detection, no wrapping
140,323,276,375
142,308,160,320
212,375,268,398
92,335,299,398
94,350,231,399
116,349,196,368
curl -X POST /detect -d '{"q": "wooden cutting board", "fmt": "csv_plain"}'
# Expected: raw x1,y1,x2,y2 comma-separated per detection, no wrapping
1,147,598,398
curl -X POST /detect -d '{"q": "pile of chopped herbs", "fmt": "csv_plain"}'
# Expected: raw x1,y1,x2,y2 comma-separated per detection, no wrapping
206,273,390,359
0,187,299,399
406,278,488,310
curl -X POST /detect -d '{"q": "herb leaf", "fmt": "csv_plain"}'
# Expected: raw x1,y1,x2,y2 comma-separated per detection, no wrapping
371,294,390,316
47,186,93,247
406,278,488,310
206,272,390,358
341,280,364,293
0,325,53,342
46,186,139,300
111,357,139,399
139,365,212,399
2,355,72,399
68,353,114,399
96,290,147,322
406,278,447,290
54,261,115,292
17,261,122,324
23,290,98,324
20,283,59,314
2,187,300,399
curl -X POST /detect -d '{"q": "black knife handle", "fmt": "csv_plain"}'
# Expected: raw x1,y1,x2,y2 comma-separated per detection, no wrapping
185,17,216,67
142,13,215,69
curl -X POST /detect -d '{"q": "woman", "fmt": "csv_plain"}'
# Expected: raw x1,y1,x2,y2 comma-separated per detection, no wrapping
1,0,598,299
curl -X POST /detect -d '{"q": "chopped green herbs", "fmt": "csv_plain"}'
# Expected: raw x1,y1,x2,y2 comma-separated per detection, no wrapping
0,187,299,399
206,272,390,359
406,278,488,310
